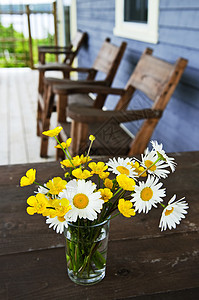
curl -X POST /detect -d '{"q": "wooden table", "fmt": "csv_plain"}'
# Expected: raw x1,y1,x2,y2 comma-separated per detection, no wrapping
0,152,199,299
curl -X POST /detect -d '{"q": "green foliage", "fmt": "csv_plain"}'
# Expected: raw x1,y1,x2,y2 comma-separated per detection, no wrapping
0,21,55,68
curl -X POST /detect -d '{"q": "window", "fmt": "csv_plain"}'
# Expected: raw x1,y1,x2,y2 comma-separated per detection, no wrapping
114,0,159,44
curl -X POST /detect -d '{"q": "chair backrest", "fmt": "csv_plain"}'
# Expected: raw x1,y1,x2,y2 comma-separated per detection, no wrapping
115,48,188,112
113,48,188,155
63,30,87,65
91,39,127,84
88,38,127,108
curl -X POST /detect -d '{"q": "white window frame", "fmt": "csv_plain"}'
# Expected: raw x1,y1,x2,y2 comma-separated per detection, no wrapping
113,0,159,44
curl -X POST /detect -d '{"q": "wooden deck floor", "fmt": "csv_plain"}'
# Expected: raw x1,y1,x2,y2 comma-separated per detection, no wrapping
0,68,58,166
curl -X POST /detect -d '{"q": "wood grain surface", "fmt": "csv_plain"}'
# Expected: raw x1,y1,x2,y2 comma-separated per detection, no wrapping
0,152,199,299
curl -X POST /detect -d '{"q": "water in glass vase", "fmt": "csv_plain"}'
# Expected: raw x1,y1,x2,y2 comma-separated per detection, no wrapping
64,219,110,285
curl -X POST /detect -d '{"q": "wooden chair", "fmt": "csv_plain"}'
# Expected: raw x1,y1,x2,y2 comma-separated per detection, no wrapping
39,39,127,157
37,30,87,140
53,48,188,158
37,30,87,96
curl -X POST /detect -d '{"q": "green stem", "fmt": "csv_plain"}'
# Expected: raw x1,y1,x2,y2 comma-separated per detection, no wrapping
54,136,76,168
112,187,122,198
86,140,94,158
109,212,120,220
34,181,49,190
139,157,161,177
99,189,125,222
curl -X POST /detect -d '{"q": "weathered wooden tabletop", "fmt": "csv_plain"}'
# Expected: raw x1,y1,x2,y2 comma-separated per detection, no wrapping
0,152,199,300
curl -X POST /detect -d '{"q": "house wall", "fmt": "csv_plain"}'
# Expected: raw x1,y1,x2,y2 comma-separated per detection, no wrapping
75,0,199,153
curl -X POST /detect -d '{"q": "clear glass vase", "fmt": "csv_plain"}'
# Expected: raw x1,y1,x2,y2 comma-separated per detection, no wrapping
64,219,110,285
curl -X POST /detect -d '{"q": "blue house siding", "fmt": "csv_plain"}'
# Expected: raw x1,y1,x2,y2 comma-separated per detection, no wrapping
76,0,199,153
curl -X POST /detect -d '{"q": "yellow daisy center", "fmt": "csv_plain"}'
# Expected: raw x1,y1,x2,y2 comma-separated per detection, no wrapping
165,207,174,216
145,160,156,171
58,216,65,222
73,193,89,209
116,166,130,175
140,187,153,201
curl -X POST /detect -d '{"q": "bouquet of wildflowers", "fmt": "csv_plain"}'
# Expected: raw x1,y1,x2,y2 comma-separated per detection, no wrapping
20,126,189,284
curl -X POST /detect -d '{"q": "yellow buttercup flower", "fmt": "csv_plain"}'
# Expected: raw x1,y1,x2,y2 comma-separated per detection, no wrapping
65,138,72,147
99,171,110,180
60,159,74,168
98,188,113,202
55,142,66,149
52,198,72,218
61,155,91,168
72,155,83,166
62,157,79,168
46,177,67,195
42,207,56,217
20,168,36,187
89,135,95,141
79,154,92,164
104,178,113,189
42,198,60,217
118,198,136,218
116,174,135,191
89,162,108,174
27,193,48,215
129,161,147,177
72,154,91,165
72,168,92,179
55,138,72,149
42,126,63,137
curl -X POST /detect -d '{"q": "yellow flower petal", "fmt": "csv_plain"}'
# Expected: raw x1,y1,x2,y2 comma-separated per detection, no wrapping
61,198,70,207
72,168,92,179
118,198,136,218
116,174,135,191
89,162,108,174
80,154,91,164
104,178,113,189
55,138,72,149
55,142,67,149
27,206,36,215
42,126,63,137
99,171,110,179
27,195,36,206
65,138,72,148
20,168,36,187
20,176,31,187
98,188,113,202
60,159,73,168
46,177,67,194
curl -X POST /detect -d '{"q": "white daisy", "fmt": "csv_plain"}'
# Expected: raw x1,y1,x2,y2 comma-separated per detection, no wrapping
130,175,166,213
151,140,177,172
141,148,170,178
46,216,68,234
60,179,104,222
159,194,189,231
106,157,137,178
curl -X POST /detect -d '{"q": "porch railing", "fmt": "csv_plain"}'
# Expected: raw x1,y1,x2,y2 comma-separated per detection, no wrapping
0,1,58,69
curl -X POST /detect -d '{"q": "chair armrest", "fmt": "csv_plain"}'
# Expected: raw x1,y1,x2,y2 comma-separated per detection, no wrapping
37,64,95,74
67,105,162,123
38,45,73,55
44,77,107,86
38,45,74,64
53,84,125,96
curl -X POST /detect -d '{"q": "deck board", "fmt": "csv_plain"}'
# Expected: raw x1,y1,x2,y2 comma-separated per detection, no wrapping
0,68,57,166
0,70,9,164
